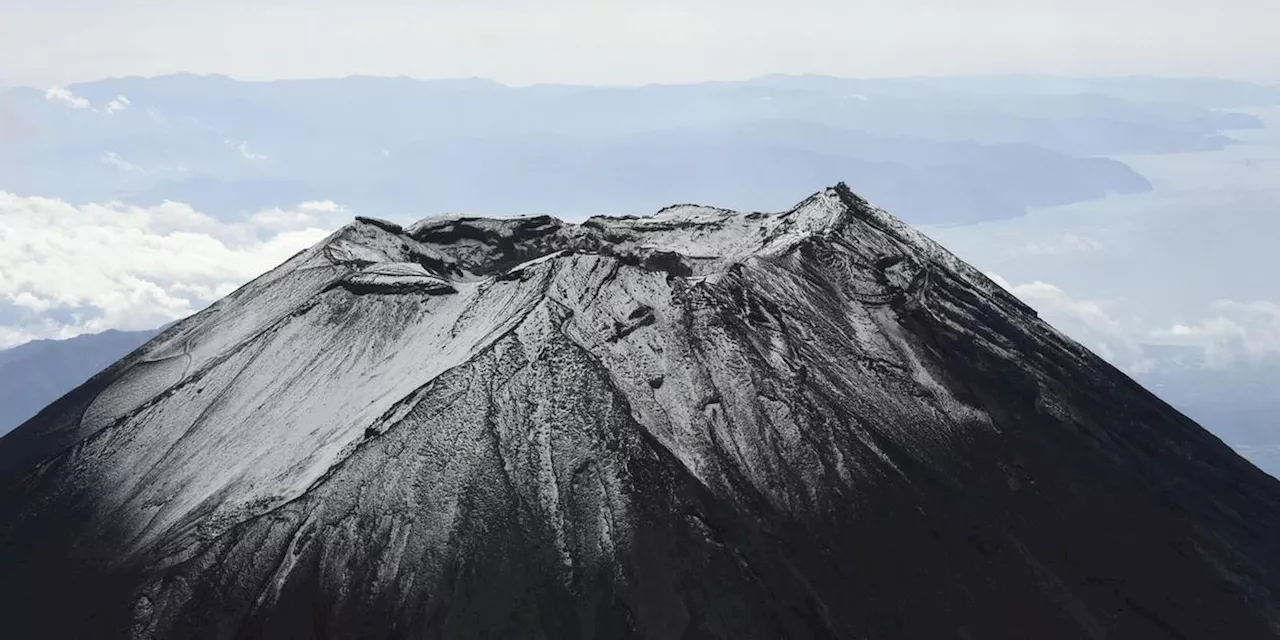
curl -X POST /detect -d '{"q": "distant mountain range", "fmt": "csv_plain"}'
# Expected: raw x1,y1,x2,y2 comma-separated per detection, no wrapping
0,329,158,435
5,74,1276,222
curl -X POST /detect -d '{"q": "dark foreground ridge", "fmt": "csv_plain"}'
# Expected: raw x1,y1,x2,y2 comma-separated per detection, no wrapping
3,185,1280,638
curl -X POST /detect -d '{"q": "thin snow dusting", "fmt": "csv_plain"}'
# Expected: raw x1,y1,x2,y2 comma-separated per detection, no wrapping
12,185,1039,551
6,184,1275,639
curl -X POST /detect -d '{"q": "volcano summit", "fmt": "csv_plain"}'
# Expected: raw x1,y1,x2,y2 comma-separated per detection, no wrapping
2,185,1280,639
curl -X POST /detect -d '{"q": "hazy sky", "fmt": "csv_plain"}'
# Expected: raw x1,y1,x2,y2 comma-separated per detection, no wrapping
3,0,1278,87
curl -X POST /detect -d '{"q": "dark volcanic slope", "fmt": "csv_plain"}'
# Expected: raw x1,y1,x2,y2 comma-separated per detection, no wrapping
3,185,1280,639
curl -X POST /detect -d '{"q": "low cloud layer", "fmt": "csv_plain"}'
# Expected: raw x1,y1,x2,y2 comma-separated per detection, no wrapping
44,87,90,109
0,193,348,348
989,274,1280,372
1152,300,1280,362
42,86,133,115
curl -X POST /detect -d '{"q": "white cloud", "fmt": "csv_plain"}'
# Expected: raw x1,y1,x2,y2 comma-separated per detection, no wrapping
990,273,1280,372
0,193,344,348
249,201,349,232
44,87,91,110
298,200,343,213
1151,300,1280,365
1002,279,1123,336
988,274,1151,369
0,318,81,350
104,95,132,114
101,151,144,173
44,88,133,116
225,138,267,161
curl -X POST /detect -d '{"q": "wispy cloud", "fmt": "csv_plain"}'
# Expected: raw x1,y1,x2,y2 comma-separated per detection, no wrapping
989,273,1280,372
298,200,343,213
101,151,144,173
104,95,132,114
44,87,91,110
225,138,267,161
249,201,349,231
43,88,135,116
988,274,1148,368
1151,300,1280,364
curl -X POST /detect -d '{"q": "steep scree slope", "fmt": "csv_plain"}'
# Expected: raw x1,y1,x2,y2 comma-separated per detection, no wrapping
2,185,1280,639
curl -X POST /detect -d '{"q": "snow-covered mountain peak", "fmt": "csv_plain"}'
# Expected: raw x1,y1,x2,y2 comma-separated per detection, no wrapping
336,184,926,281
5,185,1280,638
328,183,1030,321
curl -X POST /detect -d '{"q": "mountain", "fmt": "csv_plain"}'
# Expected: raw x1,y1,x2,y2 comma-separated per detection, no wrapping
3,185,1280,638
0,328,159,436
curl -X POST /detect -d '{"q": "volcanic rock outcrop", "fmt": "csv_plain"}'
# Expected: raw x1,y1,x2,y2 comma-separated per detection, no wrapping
3,185,1280,639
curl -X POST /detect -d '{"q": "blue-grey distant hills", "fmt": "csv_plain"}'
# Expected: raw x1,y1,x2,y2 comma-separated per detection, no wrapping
5,74,1275,221
0,329,159,436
